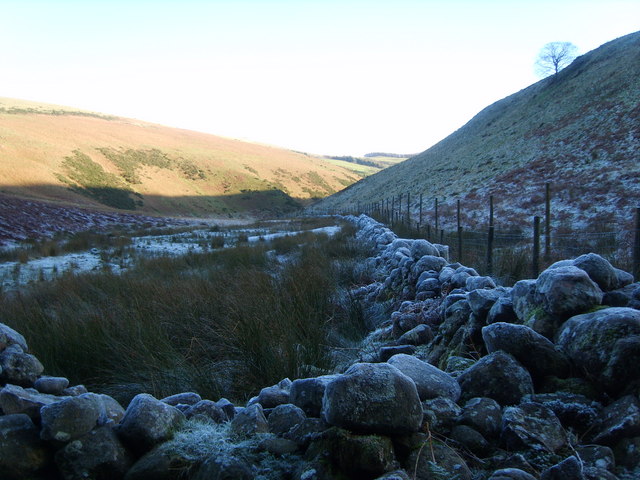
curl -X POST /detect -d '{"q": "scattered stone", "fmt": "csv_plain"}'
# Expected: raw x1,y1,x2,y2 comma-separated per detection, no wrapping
0,323,28,352
450,424,491,456
0,414,51,480
457,351,534,406
591,395,640,446
572,253,619,292
459,397,503,439
290,375,338,418
535,265,603,319
388,353,460,401
322,362,423,435
230,403,269,438
396,324,433,346
487,296,518,324
40,393,105,443
116,393,185,455
184,400,227,423
0,383,64,420
62,384,89,396
0,344,44,387
34,376,69,395
160,392,201,406
257,381,290,408
540,455,585,480
488,468,537,480
501,402,567,453
421,396,462,435
268,403,306,436
405,441,472,480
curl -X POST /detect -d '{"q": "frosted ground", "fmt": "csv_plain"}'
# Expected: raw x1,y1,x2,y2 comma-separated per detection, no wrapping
0,223,341,292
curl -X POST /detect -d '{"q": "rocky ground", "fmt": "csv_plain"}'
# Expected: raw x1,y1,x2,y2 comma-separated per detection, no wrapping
1,214,640,479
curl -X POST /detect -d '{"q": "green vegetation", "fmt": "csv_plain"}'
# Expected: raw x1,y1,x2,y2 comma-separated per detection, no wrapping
0,219,372,404
58,150,137,209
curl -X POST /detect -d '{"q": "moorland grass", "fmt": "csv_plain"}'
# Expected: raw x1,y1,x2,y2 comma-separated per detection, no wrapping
0,220,371,404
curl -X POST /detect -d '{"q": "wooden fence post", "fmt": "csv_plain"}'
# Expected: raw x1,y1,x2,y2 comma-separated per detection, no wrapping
533,216,541,278
634,207,640,281
545,182,551,262
487,196,494,275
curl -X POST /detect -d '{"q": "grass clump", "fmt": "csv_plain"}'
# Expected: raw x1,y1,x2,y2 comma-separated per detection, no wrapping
0,219,372,404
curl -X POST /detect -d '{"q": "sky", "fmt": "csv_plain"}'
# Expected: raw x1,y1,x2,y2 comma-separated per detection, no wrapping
2,1,639,156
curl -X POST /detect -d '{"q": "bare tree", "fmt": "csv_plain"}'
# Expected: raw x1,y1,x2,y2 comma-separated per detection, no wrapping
535,42,578,77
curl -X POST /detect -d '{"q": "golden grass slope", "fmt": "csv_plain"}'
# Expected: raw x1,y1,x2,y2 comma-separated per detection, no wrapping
0,97,360,217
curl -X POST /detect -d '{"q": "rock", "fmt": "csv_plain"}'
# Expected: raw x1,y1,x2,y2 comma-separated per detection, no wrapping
556,307,640,396
307,427,395,478
488,468,537,480
0,323,28,352
63,384,89,396
230,403,269,437
591,395,640,445
373,471,411,480
379,344,416,362
160,392,201,406
290,375,339,417
322,362,423,435
396,324,433,346
613,268,634,289
184,400,228,423
0,344,44,387
535,266,603,319
482,323,570,380
116,393,185,455
501,402,567,453
0,383,65,420
258,435,299,455
34,376,69,395
459,397,503,439
457,351,534,406
405,441,472,480
284,417,329,449
450,424,491,456
388,354,461,401
0,414,52,480
603,283,640,307
575,445,615,473
257,382,290,408
40,393,106,443
487,297,518,324
191,454,253,480
572,253,619,292
124,442,195,480
444,356,476,377
410,240,440,260
540,456,585,480
511,280,538,323
613,437,640,470
450,271,471,289
468,288,503,320
421,396,462,435
466,276,497,291
268,403,306,435
55,426,133,480
523,393,601,434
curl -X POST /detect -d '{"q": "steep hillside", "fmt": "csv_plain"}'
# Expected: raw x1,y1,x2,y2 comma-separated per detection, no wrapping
0,98,360,218
314,31,640,231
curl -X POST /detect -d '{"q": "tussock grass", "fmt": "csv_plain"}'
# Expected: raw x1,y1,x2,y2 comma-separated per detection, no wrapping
0,219,371,404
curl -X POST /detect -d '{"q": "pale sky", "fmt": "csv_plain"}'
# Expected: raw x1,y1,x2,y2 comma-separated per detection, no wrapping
2,0,639,156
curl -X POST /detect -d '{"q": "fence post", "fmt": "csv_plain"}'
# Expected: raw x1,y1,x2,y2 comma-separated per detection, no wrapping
427,224,431,242
545,182,551,262
634,207,640,281
457,199,462,262
533,216,541,278
487,196,494,275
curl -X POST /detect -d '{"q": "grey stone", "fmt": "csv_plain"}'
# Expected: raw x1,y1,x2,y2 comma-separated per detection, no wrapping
540,456,585,480
405,441,472,480
592,395,640,446
422,396,462,435
257,384,290,408
575,444,615,472
258,435,299,455
34,376,69,395
572,253,619,292
0,322,28,352
184,400,228,423
450,424,491,456
284,417,329,449
0,383,65,420
62,384,89,396
230,403,269,437
556,307,640,396
468,288,503,319
0,344,44,387
290,375,339,417
268,403,306,435
482,323,570,380
215,398,235,420
379,344,416,362
488,468,537,480
396,324,433,346
322,362,423,435
373,471,411,480
160,392,201,406
457,351,534,406
535,265,603,319
55,426,133,480
192,454,253,480
487,296,518,324
501,402,567,453
40,393,105,443
523,393,601,433
124,442,195,480
511,280,537,323
388,353,461,401
0,414,51,480
459,397,503,439
466,275,497,291
613,437,640,470
116,393,185,454
410,240,440,260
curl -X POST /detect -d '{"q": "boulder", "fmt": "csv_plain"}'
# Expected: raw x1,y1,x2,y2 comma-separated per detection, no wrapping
387,354,460,401
488,469,537,480
523,393,601,434
450,424,491,456
556,307,640,396
322,362,423,435
396,324,433,346
191,454,253,480
55,426,133,480
501,402,567,453
160,392,201,406
230,403,269,437
572,253,619,292
379,345,416,362
405,441,472,480
0,414,52,480
409,240,440,260
0,323,28,352
0,344,44,387
466,276,497,291
535,266,603,319
40,393,107,443
468,288,503,320
421,396,462,435
457,351,534,406
267,403,306,435
184,400,228,423
256,380,290,408
591,395,640,446
539,456,585,480
0,383,65,420
290,375,338,417
511,280,537,323
116,393,184,454
482,323,570,380
34,376,70,395
459,397,503,439
487,297,518,324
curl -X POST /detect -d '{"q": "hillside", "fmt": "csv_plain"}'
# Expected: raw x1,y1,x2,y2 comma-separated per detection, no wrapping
313,31,640,232
0,97,361,218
